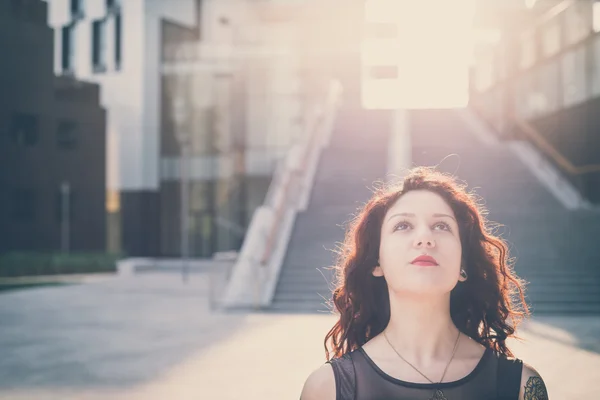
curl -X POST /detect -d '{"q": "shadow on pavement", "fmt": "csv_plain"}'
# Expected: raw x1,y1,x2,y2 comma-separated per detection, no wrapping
0,273,251,392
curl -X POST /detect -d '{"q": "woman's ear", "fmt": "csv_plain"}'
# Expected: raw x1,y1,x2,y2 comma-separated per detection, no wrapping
372,263,384,277
458,263,468,282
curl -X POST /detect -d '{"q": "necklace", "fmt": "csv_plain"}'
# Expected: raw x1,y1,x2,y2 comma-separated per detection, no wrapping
382,329,461,400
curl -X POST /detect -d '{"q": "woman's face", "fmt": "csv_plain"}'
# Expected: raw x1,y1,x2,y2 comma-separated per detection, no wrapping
374,190,465,296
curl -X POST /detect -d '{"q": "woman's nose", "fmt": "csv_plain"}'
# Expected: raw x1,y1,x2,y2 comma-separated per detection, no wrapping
413,230,436,248
414,239,436,248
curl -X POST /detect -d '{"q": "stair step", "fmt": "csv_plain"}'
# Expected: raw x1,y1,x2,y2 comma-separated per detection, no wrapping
518,275,600,282
277,273,335,282
525,286,600,295
271,108,600,313
529,302,600,314
268,301,333,313
526,292,600,302
275,283,333,293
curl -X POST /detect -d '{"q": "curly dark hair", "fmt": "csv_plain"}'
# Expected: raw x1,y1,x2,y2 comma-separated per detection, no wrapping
324,166,529,360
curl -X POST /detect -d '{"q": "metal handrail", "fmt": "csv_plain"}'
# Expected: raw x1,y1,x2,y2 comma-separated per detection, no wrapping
215,80,340,309
259,178,292,266
259,108,325,267
469,1,600,175
257,80,341,268
471,102,600,175
513,118,600,174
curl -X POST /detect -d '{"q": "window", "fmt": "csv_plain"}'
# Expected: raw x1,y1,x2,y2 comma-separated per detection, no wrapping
564,2,591,46
520,29,536,69
594,2,600,33
592,35,600,97
472,47,495,92
56,120,78,149
106,0,120,11
61,24,75,73
525,67,547,118
115,12,122,70
541,19,561,57
516,73,532,119
9,113,39,147
541,60,559,114
92,19,107,72
70,0,84,18
495,45,506,81
13,189,35,222
561,47,587,108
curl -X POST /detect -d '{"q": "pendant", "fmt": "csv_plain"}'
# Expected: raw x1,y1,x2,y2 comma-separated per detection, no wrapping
429,389,447,400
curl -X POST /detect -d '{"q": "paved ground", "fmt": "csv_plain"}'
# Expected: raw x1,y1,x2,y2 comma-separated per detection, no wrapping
0,273,599,399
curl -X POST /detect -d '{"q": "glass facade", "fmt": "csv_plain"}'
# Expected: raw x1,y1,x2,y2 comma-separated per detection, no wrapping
470,1,600,202
561,47,586,108
541,18,561,57
472,1,596,123
520,29,536,70
591,35,600,97
160,68,248,258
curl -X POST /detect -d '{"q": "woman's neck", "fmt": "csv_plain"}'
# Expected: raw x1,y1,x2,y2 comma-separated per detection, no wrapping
382,292,461,367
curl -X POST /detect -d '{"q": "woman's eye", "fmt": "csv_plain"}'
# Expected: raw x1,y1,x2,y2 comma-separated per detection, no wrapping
394,222,411,231
434,222,451,231
393,221,452,232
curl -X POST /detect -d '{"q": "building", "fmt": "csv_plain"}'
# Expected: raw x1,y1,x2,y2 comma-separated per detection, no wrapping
470,0,600,202
0,0,106,254
45,0,199,257
45,0,311,257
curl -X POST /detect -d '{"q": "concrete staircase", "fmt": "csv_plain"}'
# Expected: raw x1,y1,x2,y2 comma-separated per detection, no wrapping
270,106,391,312
410,109,600,314
270,105,600,314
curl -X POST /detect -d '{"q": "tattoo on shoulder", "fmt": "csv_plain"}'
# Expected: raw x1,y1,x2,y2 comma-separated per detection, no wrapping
524,376,548,400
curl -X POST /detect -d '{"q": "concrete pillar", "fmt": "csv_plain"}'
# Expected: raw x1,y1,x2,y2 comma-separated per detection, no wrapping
387,109,412,180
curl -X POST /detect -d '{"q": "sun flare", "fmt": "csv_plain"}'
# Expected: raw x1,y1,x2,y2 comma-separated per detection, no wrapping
362,0,477,109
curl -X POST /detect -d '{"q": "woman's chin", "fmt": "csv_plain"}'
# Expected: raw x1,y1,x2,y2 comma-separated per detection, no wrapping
391,277,458,296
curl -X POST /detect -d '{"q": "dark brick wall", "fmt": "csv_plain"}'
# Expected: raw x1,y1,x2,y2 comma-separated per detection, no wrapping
0,0,107,254
121,191,160,257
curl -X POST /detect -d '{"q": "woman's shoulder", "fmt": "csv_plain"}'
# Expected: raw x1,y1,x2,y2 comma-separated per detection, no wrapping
300,363,336,400
518,362,548,400
300,351,359,400
491,350,548,400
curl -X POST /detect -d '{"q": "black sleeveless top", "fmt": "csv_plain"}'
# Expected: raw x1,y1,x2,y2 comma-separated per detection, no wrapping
327,347,523,400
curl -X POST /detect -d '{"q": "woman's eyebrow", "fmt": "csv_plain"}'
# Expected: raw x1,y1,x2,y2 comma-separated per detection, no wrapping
387,212,456,222
387,212,414,222
433,213,456,221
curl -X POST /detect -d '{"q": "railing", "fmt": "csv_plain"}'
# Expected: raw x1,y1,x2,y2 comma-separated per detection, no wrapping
259,110,323,267
513,118,600,175
469,0,600,190
471,101,600,175
469,98,600,207
218,80,342,309
470,0,600,179
259,81,342,268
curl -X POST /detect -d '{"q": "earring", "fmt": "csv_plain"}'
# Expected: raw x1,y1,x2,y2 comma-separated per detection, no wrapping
460,269,468,281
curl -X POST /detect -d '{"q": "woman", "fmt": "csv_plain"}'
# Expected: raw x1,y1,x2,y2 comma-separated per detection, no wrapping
300,167,548,400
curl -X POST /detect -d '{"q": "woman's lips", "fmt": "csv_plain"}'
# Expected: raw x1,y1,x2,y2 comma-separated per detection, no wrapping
411,261,439,267
410,255,439,267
